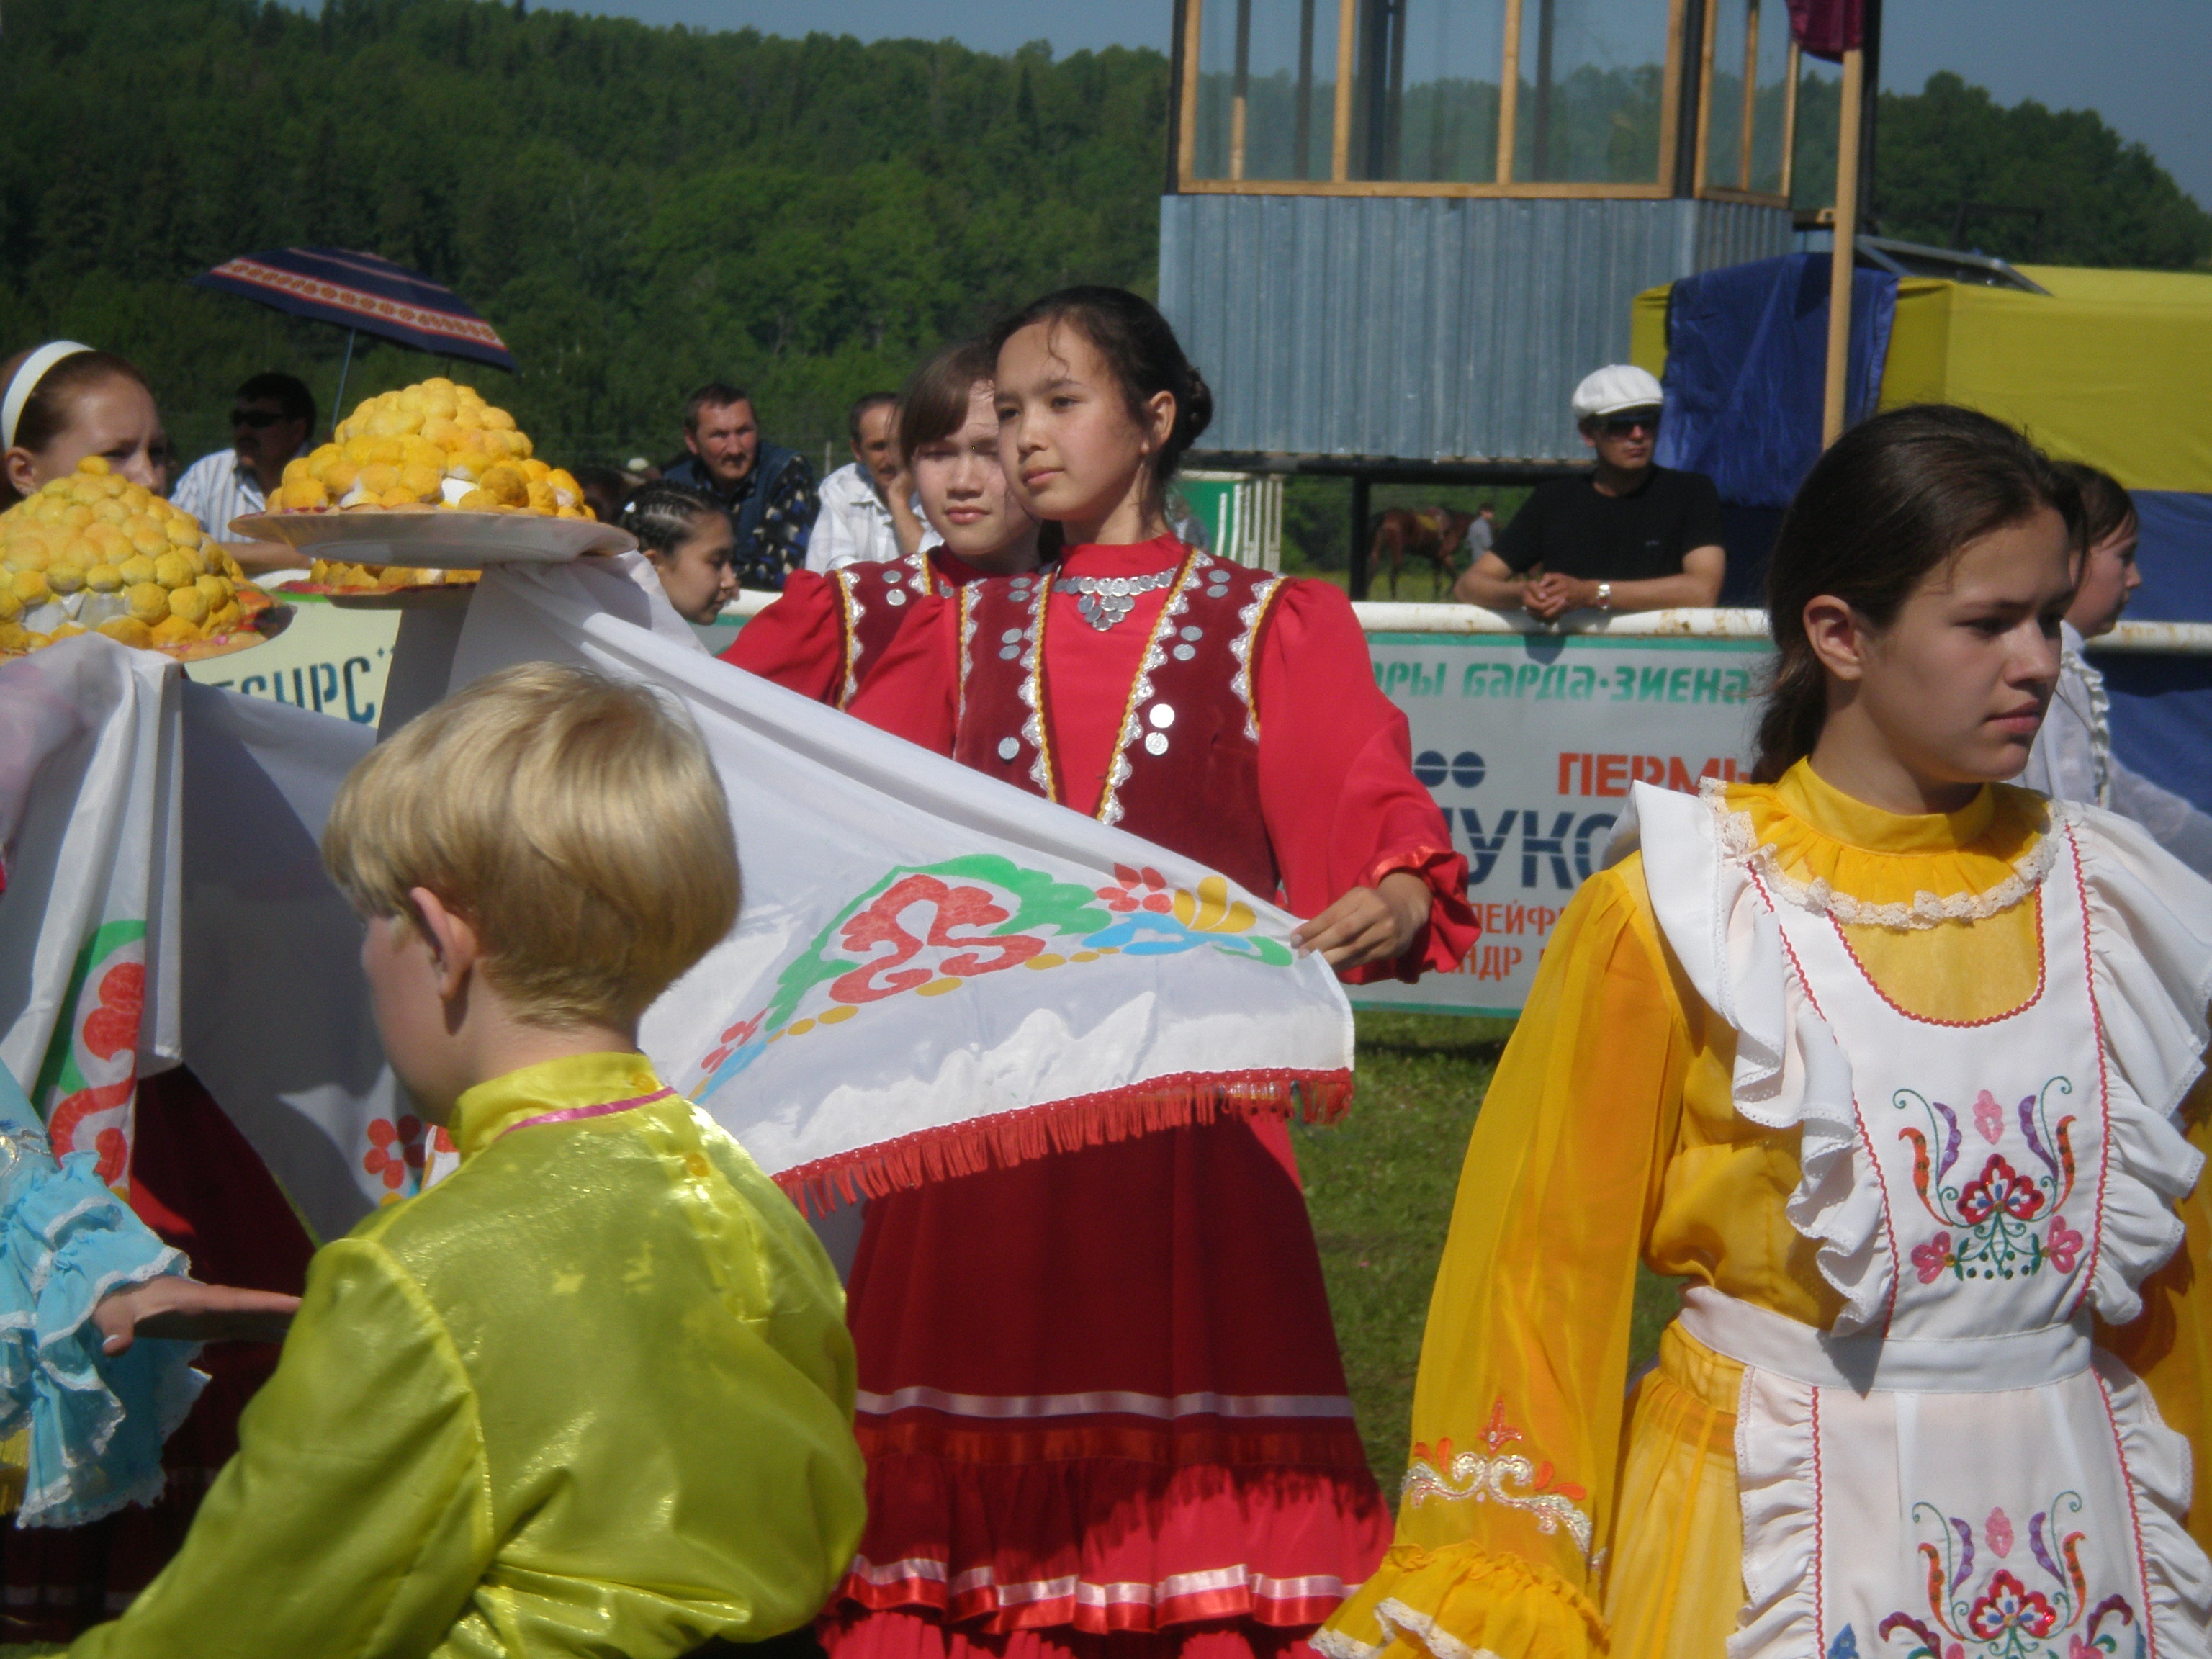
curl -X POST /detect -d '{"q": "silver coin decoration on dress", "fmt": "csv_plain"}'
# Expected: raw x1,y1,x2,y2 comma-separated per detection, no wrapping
997,737,1021,761
1054,568,1178,630
1180,626,1204,642
999,645,1021,660
1144,732,1169,755
1172,644,1197,660
886,588,907,606
1148,703,1175,729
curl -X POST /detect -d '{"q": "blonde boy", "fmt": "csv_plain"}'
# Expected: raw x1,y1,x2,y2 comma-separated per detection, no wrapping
75,663,866,1659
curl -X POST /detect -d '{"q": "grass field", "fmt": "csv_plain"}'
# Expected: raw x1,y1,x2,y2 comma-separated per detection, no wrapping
1298,1007,1681,1486
0,1007,1662,1650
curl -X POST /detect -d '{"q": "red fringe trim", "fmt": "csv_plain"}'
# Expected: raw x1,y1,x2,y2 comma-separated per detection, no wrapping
774,1068,1354,1215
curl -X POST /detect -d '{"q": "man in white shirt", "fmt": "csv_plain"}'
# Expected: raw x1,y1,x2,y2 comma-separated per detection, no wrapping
170,372,315,540
805,392,923,572
2022,461,2212,874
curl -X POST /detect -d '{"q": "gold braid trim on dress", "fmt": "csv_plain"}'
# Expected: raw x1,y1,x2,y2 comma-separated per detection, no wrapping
1701,776,2061,930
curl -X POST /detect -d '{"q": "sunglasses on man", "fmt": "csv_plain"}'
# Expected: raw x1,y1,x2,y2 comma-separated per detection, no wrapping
230,408,290,429
1600,413,1660,436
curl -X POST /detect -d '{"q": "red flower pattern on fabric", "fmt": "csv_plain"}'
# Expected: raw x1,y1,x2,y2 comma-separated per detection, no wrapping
701,1012,765,1074
363,1115,429,1190
1096,864,1176,916
1912,1231,1956,1284
831,875,1046,1003
2045,1214,2084,1274
1957,1155,2045,1225
1968,1572,2059,1642
80,963,144,1062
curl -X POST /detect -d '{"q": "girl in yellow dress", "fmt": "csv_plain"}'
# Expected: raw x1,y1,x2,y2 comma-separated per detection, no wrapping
1319,405,2212,1659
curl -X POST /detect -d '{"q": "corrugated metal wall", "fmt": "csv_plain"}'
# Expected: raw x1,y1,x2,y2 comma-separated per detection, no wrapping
1159,194,1791,463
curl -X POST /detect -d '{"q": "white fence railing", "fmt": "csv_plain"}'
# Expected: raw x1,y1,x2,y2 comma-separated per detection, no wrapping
724,591,2212,655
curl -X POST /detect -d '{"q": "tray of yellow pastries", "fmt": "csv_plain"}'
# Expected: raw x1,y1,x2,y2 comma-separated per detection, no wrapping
236,376,632,583
0,459,284,661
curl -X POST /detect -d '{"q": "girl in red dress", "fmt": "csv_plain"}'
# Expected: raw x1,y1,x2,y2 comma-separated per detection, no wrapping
726,338,1048,706
826,288,1478,1659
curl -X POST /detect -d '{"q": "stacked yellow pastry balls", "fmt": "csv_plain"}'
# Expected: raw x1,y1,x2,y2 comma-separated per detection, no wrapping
274,377,590,518
305,555,480,590
0,459,261,657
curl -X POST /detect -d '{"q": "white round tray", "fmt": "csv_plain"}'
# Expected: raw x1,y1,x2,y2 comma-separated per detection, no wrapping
229,510,635,568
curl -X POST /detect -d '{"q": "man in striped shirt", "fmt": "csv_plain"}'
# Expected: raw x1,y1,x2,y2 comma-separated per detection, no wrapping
171,372,315,539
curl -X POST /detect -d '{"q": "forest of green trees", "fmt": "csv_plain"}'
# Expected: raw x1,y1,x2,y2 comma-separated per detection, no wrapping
3,0,2207,476
1,0,1169,464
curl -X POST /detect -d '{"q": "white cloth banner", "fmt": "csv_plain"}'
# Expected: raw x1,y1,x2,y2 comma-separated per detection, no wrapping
1,556,1354,1241
0,641,181,1186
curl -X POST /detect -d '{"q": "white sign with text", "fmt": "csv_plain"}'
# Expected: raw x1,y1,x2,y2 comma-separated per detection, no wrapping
1357,630,1768,1016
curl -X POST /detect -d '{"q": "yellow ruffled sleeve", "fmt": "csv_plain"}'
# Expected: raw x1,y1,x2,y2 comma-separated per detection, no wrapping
1321,858,1691,1659
2100,1069,2212,1558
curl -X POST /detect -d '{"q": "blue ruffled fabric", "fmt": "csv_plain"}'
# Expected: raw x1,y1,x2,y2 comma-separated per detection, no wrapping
0,1069,204,1527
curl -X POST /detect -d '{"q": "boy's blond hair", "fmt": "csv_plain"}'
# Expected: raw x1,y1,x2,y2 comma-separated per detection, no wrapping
323,662,739,1028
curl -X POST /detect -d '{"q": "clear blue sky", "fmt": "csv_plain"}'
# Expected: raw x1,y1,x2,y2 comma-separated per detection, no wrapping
547,1,2212,208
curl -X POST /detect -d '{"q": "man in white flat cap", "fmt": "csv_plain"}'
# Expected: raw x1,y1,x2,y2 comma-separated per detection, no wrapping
1455,364,1725,622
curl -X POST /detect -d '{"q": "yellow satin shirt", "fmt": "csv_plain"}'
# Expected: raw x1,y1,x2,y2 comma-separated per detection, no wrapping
1323,763,2212,1659
73,1052,867,1659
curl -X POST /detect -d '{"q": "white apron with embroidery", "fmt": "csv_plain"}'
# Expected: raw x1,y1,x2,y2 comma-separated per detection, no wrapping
1627,781,2212,1659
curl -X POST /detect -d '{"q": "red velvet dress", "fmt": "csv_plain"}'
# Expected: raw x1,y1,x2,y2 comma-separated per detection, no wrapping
830,536,1476,1659
722,548,989,706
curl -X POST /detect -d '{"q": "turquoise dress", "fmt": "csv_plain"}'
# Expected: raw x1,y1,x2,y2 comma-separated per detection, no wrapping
0,1065,201,1527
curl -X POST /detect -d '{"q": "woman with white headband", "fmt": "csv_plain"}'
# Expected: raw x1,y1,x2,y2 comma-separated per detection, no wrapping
1,341,167,508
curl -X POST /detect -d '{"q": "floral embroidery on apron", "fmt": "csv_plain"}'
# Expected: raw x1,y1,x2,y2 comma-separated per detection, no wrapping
1634,791,2212,1659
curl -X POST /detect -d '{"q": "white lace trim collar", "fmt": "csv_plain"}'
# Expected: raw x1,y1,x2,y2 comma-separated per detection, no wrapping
1701,775,2061,930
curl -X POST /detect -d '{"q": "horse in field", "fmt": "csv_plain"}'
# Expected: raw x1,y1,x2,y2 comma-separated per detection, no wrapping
1368,508,1476,598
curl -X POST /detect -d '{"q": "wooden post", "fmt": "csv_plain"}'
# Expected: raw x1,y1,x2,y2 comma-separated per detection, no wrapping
1331,0,1357,180
1294,0,1316,179
1821,45,1864,447
1496,0,1522,183
1737,0,1758,191
1230,0,1251,180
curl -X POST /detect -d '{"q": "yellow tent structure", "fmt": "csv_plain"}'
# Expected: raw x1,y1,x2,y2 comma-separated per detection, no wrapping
1632,264,2212,493
1630,256,2212,819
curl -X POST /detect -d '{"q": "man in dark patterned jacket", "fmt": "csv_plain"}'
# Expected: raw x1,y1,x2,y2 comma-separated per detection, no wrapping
661,382,819,590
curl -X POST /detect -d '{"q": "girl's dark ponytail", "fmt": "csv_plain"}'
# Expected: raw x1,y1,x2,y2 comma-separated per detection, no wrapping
1751,645,1834,789
1754,404,2083,783
991,287,1213,482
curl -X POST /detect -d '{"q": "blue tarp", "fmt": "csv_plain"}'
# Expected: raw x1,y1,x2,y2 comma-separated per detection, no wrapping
1655,255,2212,816
1655,253,1899,512
2118,491,2212,623
2095,491,2212,813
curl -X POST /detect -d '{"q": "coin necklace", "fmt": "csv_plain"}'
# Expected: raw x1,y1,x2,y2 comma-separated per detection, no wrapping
1054,568,1179,631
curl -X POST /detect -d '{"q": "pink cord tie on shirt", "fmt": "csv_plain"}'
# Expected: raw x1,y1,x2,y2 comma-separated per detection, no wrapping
498,1086,675,1139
